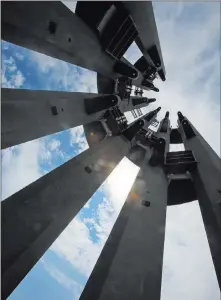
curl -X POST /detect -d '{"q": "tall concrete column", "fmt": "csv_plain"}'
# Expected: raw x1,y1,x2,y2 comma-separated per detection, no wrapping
80,116,170,300
122,1,166,81
2,1,143,84
80,146,168,300
2,119,144,300
156,111,171,153
178,112,221,290
1,88,120,149
1,2,114,78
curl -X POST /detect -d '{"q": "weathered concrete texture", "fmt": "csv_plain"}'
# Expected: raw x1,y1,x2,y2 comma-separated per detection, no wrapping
119,96,153,113
1,1,145,87
80,145,168,300
2,1,116,78
1,135,131,300
1,88,120,149
179,118,221,290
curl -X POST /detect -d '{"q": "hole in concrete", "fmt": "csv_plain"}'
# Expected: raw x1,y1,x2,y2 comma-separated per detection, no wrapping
48,21,57,35
85,166,92,174
142,200,150,207
68,37,72,43
51,106,58,116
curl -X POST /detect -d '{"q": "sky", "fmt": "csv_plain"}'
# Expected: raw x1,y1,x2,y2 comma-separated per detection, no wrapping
1,2,220,300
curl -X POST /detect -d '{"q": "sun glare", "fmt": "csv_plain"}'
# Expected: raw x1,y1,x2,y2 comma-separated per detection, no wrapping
105,157,140,210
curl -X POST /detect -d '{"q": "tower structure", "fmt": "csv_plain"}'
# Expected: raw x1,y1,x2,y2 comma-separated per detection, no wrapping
1,1,220,300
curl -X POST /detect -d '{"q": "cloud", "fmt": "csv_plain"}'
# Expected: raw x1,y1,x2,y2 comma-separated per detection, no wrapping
29,50,97,93
1,140,45,200
141,2,220,156
1,3,220,300
50,216,102,277
1,55,25,88
41,258,83,299
69,126,89,152
49,157,139,278
161,201,220,300
47,139,61,152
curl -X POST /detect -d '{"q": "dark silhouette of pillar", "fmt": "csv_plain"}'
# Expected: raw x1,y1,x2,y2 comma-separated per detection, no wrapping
178,112,221,290
1,88,121,149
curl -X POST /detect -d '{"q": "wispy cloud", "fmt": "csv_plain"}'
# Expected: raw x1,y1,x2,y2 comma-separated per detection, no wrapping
142,2,220,156
161,201,220,300
69,126,89,152
1,2,220,300
2,139,46,199
41,258,83,299
29,50,97,93
49,157,139,279
1,55,25,88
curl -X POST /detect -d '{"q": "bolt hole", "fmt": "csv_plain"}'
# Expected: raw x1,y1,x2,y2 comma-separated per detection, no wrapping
68,37,71,43
61,108,64,111
48,21,57,35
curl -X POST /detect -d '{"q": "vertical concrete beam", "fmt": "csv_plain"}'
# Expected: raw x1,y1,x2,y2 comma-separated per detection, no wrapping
122,2,166,79
1,2,115,78
178,114,221,290
2,119,144,299
156,111,171,154
1,1,145,84
1,88,120,149
1,135,130,299
80,145,168,300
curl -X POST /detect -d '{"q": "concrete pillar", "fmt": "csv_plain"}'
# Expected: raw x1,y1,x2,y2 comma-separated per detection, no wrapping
1,88,120,149
83,107,161,148
178,113,221,290
2,118,146,300
1,1,144,85
119,96,156,113
80,144,168,300
122,1,166,81
142,106,161,131
1,2,115,78
80,116,170,300
156,111,171,153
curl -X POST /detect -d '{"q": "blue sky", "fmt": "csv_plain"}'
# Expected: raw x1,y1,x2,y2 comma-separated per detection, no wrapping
1,2,220,300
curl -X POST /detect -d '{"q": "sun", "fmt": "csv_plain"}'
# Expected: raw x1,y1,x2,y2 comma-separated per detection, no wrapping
105,157,140,211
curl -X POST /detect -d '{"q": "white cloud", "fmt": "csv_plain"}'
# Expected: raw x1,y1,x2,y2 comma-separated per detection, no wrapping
48,139,61,152
29,50,97,93
1,55,25,88
2,139,45,200
50,216,102,277
41,258,83,299
161,201,220,300
1,134,68,200
50,157,139,277
69,125,89,152
1,3,220,299
142,2,220,156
